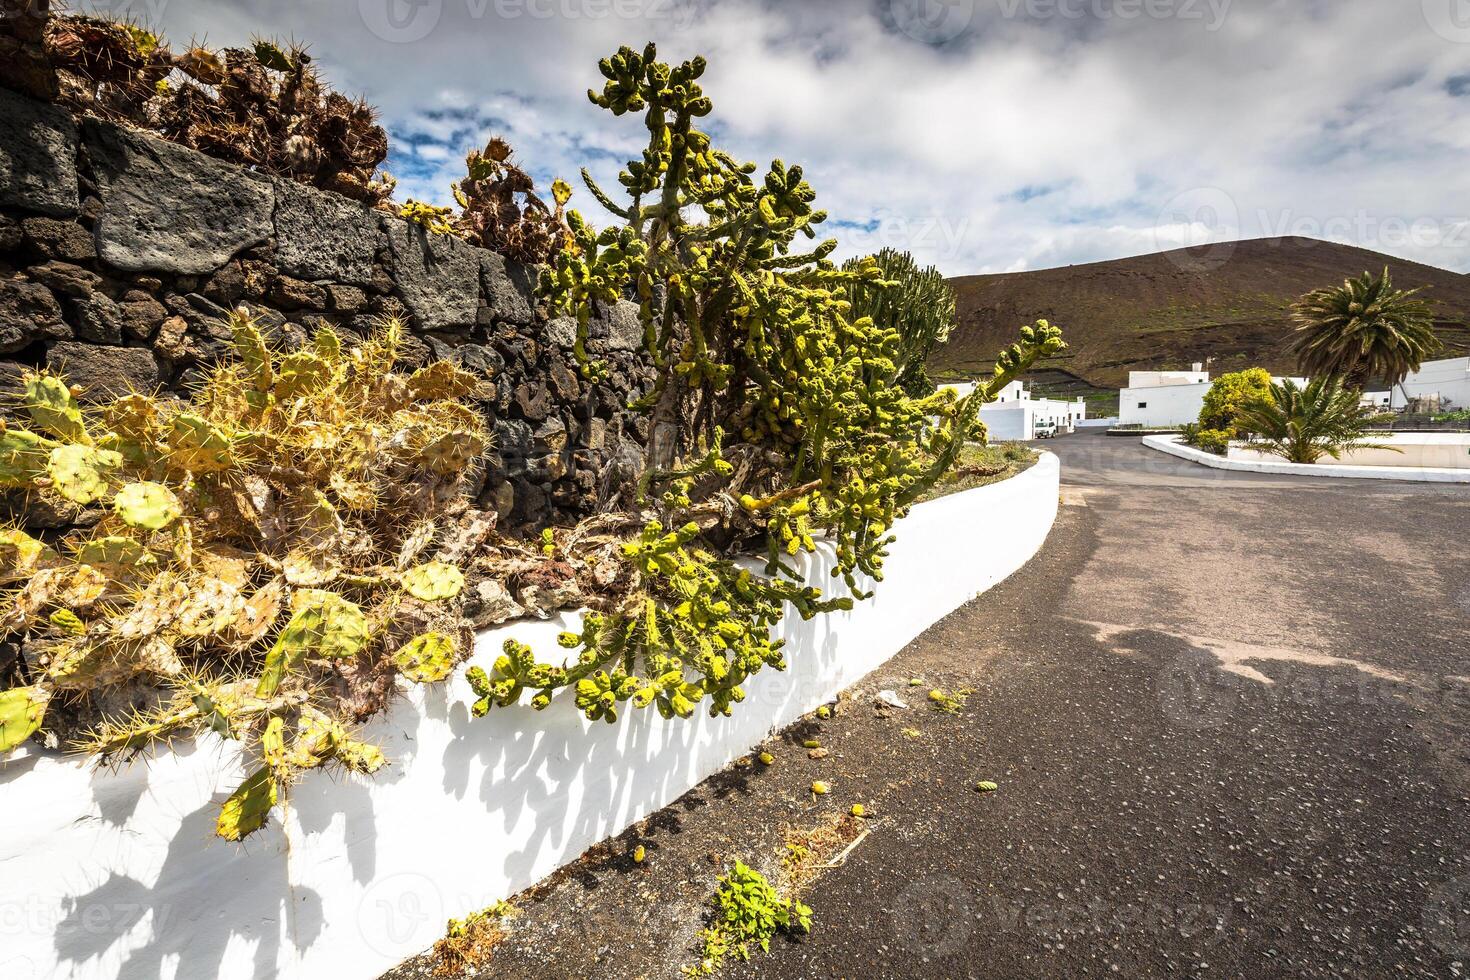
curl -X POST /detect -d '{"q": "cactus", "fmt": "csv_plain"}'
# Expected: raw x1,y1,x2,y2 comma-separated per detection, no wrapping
394,632,457,683
399,200,455,235
39,13,393,204
113,482,182,530
0,686,49,752
448,137,572,264
399,561,464,602
0,311,490,840
217,766,279,841
257,590,370,696
481,45,1063,732
46,444,121,504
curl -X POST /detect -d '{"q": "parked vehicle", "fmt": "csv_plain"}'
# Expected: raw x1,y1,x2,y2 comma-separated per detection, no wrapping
1034,419,1058,439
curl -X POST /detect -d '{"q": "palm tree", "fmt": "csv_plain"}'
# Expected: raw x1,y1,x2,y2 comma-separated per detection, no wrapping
1235,377,1398,464
1289,267,1440,391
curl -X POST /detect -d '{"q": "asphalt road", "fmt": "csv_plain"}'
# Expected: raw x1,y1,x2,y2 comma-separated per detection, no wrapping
395,431,1470,980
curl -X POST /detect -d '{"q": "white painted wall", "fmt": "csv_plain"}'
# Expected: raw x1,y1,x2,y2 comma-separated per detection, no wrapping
0,456,1062,980
1118,380,1210,427
1389,356,1470,410
1229,432,1470,469
978,403,1029,440
1146,434,1470,483
1127,369,1209,388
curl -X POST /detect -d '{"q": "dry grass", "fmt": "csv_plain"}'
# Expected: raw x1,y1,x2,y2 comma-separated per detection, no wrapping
917,442,1037,503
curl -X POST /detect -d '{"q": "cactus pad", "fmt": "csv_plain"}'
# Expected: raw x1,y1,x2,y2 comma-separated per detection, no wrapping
394,632,458,683
400,561,465,601
113,482,182,530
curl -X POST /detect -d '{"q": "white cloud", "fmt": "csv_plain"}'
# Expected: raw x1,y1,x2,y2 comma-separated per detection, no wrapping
80,0,1470,274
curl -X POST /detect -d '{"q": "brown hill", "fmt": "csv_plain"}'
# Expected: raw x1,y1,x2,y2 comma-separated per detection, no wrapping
935,237,1470,390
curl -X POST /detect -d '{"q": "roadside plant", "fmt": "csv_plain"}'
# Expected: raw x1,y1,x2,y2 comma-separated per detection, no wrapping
1290,267,1441,390
0,310,492,840
840,247,957,396
685,860,811,976
1197,368,1272,436
1180,425,1232,456
473,43,1064,729
1236,376,1397,464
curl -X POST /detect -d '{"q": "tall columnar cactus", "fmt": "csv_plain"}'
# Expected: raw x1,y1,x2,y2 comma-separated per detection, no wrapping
479,44,1066,727
840,247,958,396
0,310,491,840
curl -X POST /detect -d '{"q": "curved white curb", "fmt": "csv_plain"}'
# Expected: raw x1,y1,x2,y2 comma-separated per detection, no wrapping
1143,434,1470,483
0,454,1060,980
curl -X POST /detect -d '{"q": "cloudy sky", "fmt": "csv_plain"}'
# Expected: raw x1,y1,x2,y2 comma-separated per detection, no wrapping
79,0,1470,275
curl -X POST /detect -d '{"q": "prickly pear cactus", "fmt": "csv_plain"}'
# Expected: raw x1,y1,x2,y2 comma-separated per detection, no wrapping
0,309,493,840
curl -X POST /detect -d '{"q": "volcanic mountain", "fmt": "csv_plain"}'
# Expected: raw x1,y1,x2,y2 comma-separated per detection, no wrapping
934,237,1470,392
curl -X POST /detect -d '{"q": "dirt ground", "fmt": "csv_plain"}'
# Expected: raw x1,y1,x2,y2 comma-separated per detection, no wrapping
385,431,1470,980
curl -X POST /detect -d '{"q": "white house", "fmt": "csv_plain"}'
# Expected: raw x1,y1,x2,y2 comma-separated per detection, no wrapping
942,380,1087,440
1389,356,1470,411
1118,364,1213,427
1119,364,1308,428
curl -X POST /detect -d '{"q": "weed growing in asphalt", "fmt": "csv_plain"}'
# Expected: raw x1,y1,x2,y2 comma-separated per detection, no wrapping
685,861,812,976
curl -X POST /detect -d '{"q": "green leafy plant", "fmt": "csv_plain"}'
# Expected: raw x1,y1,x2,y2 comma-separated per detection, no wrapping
0,310,491,840
685,860,811,976
1290,267,1441,389
840,247,957,396
1197,368,1272,436
1236,376,1398,464
479,43,1063,730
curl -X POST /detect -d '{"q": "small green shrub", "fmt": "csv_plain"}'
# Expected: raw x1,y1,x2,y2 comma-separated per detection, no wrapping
1191,428,1233,456
685,860,812,976
1198,368,1272,436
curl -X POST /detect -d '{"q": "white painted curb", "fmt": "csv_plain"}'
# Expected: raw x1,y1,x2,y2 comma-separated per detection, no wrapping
1143,434,1470,483
0,453,1060,980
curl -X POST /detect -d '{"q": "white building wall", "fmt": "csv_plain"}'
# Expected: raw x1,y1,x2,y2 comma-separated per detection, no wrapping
1390,357,1470,410
979,403,1031,440
1118,380,1211,427
1128,369,1210,389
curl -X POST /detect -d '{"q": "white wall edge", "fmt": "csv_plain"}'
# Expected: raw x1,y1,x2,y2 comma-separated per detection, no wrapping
1143,434,1470,483
0,453,1061,980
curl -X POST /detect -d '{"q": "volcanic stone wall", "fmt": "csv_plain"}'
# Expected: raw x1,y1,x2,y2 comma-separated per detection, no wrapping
0,85,655,532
